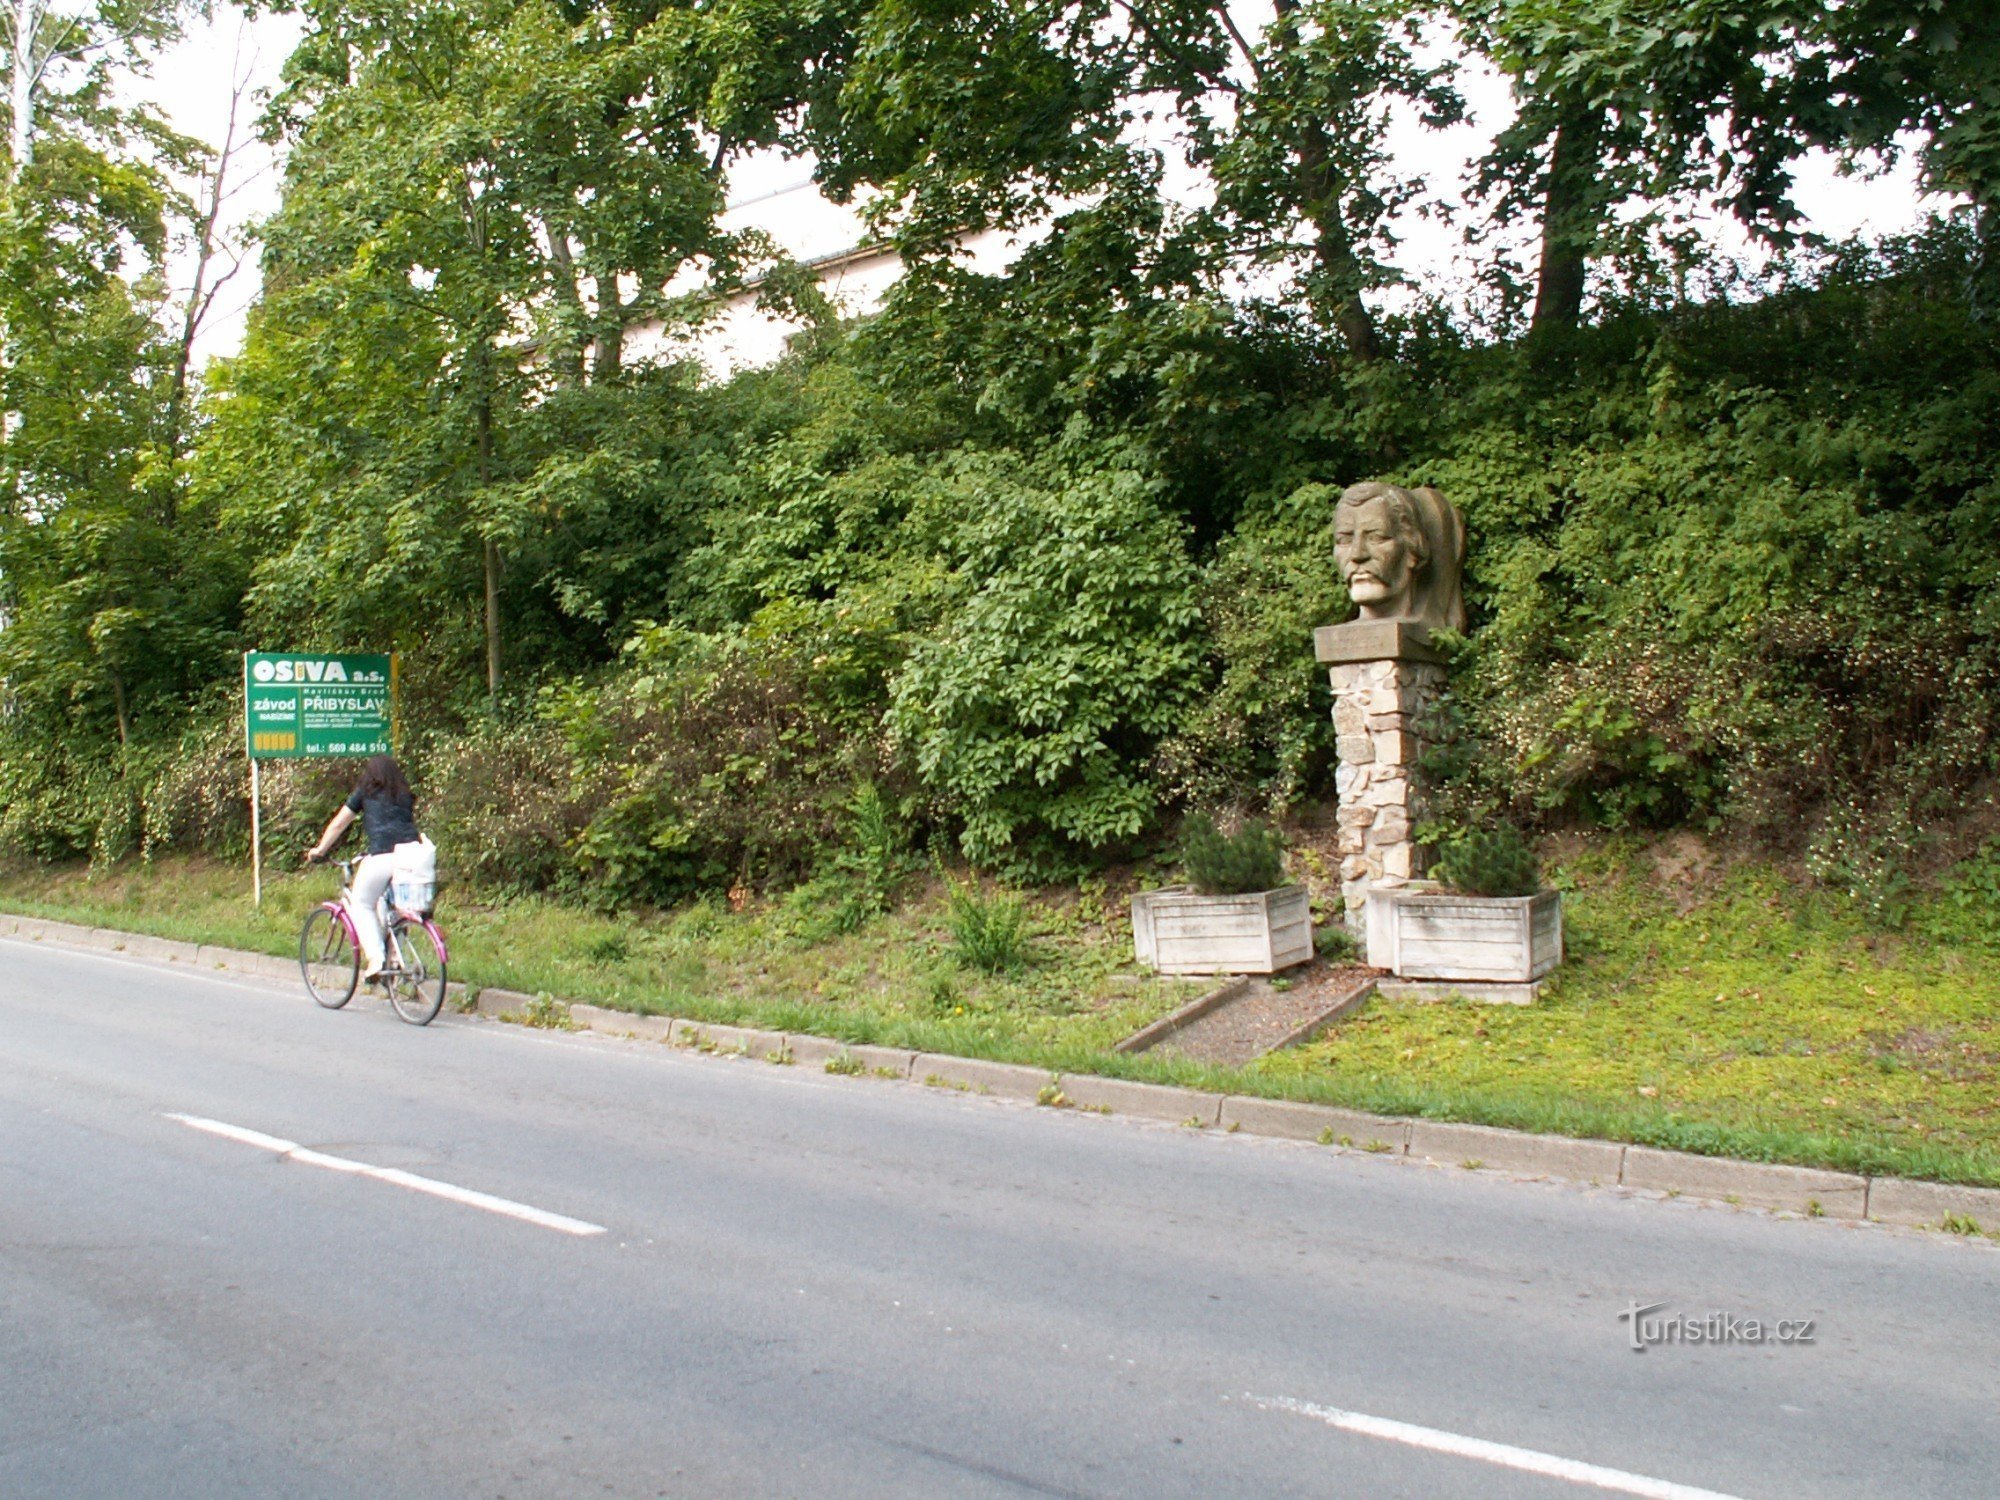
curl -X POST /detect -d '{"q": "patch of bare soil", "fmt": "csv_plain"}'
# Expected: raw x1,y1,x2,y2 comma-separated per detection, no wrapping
1649,831,1723,914
1149,960,1380,1067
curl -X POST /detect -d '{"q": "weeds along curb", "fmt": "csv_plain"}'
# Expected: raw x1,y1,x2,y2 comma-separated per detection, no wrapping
8,913,1999,1239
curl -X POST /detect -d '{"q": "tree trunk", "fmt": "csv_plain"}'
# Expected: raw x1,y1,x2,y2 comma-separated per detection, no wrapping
8,0,39,176
543,231,590,384
483,535,501,697
1530,107,1604,341
110,666,129,749
1320,223,1384,364
1272,0,1382,363
590,299,626,383
166,66,249,465
2,0,43,446
1972,197,1999,323
476,376,500,698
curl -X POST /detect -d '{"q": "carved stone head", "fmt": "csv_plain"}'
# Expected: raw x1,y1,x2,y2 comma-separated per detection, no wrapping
1333,482,1466,632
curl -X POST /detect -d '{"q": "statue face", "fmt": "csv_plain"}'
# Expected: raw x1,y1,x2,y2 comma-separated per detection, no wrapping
1335,496,1418,615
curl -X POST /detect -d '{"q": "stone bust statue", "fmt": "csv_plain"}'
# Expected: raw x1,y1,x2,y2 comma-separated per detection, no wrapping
1333,481,1466,633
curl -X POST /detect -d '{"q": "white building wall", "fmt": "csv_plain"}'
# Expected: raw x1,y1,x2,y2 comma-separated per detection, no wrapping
633,166,1018,377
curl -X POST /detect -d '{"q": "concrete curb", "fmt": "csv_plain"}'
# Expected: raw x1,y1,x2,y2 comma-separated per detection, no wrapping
1215,1095,1404,1150
1622,1146,1868,1218
779,1034,917,1078
1407,1120,1625,1185
11,911,2000,1236
1865,1177,2000,1230
1057,1073,1223,1126
911,1054,1052,1101
674,1020,788,1058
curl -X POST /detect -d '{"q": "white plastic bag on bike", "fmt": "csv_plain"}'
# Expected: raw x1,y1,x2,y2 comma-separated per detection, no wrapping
391,836,437,914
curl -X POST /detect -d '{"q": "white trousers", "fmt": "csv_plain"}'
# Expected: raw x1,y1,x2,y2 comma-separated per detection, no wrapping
347,853,396,973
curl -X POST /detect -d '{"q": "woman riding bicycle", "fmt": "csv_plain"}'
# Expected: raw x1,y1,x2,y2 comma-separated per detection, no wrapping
305,754,423,984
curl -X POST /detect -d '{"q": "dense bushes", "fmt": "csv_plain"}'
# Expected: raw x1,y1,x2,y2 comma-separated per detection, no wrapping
0,691,349,870
5,228,1996,916
888,450,1204,874
420,602,905,905
1413,246,2000,876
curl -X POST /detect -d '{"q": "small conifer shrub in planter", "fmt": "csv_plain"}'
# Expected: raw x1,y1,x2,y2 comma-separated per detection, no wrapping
1131,815,1313,975
1366,824,1561,983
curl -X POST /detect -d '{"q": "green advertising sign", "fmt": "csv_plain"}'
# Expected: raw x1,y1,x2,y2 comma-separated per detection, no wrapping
243,652,395,760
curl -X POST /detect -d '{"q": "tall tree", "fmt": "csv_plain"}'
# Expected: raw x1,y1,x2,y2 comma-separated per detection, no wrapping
1811,1,2000,309
1461,0,1815,341
1209,0,1462,361
0,0,231,749
695,0,1461,364
208,0,761,695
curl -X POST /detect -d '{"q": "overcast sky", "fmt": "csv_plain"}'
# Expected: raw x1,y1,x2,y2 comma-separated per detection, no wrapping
143,7,302,363
146,4,1939,371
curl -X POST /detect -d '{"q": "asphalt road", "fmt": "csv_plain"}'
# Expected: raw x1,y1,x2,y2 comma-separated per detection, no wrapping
3,937,1995,1499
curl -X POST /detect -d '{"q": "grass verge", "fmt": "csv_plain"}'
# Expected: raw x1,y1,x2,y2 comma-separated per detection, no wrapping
6,838,2000,1190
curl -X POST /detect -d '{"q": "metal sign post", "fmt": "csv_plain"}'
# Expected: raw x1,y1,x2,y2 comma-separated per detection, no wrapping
243,651,397,906
250,758,263,907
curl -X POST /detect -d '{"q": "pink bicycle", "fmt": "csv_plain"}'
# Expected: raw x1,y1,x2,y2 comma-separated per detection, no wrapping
300,855,450,1025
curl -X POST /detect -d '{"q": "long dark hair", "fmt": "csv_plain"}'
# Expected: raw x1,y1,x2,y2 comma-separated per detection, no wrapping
357,754,413,806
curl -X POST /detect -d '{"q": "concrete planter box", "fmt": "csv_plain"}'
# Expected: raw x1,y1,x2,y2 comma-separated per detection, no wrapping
1131,886,1314,975
1367,888,1562,982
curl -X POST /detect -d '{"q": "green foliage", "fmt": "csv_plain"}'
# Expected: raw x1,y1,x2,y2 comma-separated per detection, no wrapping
1316,924,1359,962
834,782,917,917
888,449,1204,876
4,0,1995,926
200,0,775,691
422,717,597,894
1180,813,1287,895
943,873,1035,975
0,0,240,758
1152,483,1345,811
775,874,873,945
1942,841,2000,916
1430,822,1540,899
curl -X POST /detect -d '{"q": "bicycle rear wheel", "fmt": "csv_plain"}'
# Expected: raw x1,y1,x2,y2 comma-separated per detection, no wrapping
387,920,447,1026
300,906,359,1009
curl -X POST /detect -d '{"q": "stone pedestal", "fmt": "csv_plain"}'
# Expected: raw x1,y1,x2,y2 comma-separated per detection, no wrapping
1314,621,1446,929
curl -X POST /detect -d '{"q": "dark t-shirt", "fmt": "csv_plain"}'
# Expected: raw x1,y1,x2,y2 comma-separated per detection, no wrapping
345,787,421,856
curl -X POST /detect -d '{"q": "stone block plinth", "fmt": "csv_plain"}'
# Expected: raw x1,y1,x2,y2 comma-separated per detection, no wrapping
1316,620,1446,927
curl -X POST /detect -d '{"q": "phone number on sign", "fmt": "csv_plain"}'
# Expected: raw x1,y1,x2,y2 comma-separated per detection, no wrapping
318,742,388,755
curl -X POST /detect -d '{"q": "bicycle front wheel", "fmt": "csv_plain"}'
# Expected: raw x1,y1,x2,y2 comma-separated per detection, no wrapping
300,906,359,1009
387,920,447,1026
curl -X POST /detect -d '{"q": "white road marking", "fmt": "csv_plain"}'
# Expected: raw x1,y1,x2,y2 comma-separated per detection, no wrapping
1250,1394,1745,1499
165,1113,606,1237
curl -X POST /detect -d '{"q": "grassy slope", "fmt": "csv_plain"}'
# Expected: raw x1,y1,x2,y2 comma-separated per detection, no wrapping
6,839,1998,1188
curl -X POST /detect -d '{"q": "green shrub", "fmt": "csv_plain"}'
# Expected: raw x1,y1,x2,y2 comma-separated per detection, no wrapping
833,781,917,915
423,717,597,894
1316,924,1359,961
137,698,255,860
1180,813,1287,894
1431,824,1540,898
550,603,903,905
943,873,1035,974
1150,483,1345,813
889,450,1204,876
776,873,872,944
